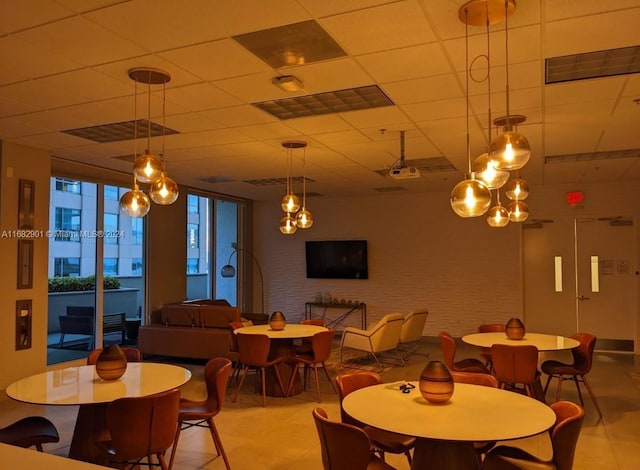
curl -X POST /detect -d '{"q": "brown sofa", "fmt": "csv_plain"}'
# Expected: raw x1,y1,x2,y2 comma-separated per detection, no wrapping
138,300,241,360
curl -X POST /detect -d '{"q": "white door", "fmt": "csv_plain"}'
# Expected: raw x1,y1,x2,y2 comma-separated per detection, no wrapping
523,216,637,351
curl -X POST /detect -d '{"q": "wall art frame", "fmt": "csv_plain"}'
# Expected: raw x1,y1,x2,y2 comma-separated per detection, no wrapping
18,179,35,229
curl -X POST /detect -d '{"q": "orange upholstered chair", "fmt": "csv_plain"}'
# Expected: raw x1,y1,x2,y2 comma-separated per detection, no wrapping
438,332,489,373
101,389,180,470
232,333,286,407
477,323,506,372
0,416,59,451
168,357,232,470
541,332,602,419
481,401,585,470
287,329,337,402
86,346,142,365
335,371,414,465
451,370,499,388
491,344,544,401
296,318,328,354
312,407,397,470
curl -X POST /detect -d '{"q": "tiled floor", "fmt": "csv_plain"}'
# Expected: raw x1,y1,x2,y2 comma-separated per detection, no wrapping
2,339,639,469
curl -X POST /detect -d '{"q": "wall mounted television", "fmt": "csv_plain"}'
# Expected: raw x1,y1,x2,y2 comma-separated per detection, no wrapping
305,240,368,279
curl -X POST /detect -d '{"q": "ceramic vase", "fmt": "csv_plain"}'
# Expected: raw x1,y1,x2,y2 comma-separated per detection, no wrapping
419,360,454,404
505,317,526,340
269,311,286,331
95,344,128,380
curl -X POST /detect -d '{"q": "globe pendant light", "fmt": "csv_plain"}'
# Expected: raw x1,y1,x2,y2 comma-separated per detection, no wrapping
133,152,163,183
296,142,313,229
450,4,491,218
488,0,530,171
150,172,179,204
280,140,304,214
119,181,150,218
504,176,529,200
280,215,297,234
508,200,529,222
473,153,509,190
487,191,509,227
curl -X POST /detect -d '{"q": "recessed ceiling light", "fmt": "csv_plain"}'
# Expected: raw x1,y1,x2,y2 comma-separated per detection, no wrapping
272,75,304,92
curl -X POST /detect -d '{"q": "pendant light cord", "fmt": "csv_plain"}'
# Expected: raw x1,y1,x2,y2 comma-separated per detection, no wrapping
504,0,510,123
465,8,471,174
161,79,166,170
486,2,492,143
133,78,138,187
302,147,307,209
147,72,152,153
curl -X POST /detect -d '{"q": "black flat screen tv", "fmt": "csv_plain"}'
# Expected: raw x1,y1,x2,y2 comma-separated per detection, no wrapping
305,240,368,279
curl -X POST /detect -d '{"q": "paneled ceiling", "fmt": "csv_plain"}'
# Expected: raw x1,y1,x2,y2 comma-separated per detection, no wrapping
1,0,639,201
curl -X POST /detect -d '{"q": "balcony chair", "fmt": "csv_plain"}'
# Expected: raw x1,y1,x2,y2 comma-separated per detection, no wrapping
168,358,232,470
312,407,397,470
438,332,489,374
286,329,337,402
335,371,415,465
0,416,59,451
340,313,404,371
481,401,585,470
99,389,180,470
232,333,286,407
397,309,429,360
541,332,603,419
491,344,545,401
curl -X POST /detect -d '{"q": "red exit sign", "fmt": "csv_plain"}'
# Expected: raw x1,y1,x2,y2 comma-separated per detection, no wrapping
566,191,584,207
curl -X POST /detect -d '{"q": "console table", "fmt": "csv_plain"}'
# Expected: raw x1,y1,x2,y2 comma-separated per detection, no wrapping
305,302,367,330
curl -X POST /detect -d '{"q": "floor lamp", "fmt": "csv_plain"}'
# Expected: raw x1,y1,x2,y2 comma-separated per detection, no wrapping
221,248,265,313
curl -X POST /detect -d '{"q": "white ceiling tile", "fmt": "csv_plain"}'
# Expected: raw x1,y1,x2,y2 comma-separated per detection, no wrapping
383,74,463,105
402,98,468,122
544,0,640,21
164,83,243,112
284,115,355,135
545,77,625,107
200,105,278,128
338,106,411,129
320,1,437,56
0,0,73,34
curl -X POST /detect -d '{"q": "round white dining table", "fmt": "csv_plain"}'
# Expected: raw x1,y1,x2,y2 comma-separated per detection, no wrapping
461,332,579,351
6,362,191,464
235,323,327,396
342,382,556,470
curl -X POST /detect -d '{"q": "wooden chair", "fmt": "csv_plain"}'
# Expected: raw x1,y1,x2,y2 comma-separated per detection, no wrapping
168,358,232,470
312,407,397,470
438,332,489,373
541,332,603,419
232,333,286,407
287,329,337,402
100,389,180,470
481,401,585,470
340,313,405,371
491,344,544,401
335,371,414,465
398,309,429,360
477,323,506,372
86,346,142,365
0,416,59,451
228,321,246,381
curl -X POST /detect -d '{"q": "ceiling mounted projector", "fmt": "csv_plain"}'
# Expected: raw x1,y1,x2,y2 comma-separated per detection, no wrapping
389,130,420,180
272,75,304,92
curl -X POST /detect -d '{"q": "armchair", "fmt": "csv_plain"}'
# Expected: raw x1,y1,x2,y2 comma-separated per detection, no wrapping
340,313,404,371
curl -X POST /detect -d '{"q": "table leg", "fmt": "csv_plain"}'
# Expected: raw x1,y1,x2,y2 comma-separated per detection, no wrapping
411,438,479,470
265,339,302,397
68,403,110,465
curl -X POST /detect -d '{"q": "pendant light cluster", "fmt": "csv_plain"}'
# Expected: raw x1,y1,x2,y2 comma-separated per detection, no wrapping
451,0,531,226
119,68,179,218
280,140,313,234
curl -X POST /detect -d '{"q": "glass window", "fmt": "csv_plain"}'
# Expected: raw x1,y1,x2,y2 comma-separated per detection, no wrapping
104,213,119,245
53,257,80,277
104,185,119,200
188,223,199,248
131,218,143,245
131,258,143,276
187,258,199,274
55,178,81,193
187,194,199,214
54,207,81,241
104,258,119,276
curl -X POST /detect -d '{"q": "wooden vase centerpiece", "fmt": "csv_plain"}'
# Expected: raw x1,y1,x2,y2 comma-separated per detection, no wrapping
505,317,526,340
419,360,454,404
95,344,127,380
269,311,286,331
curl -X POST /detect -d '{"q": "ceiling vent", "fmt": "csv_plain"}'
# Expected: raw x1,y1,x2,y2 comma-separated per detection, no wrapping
546,45,640,84
63,119,179,143
374,186,408,193
198,175,235,184
252,85,394,120
545,148,640,164
244,176,314,186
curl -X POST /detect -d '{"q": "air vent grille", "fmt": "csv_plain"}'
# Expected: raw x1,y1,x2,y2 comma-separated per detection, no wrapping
63,119,179,143
243,176,314,186
252,85,394,120
546,46,640,84
545,149,640,164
